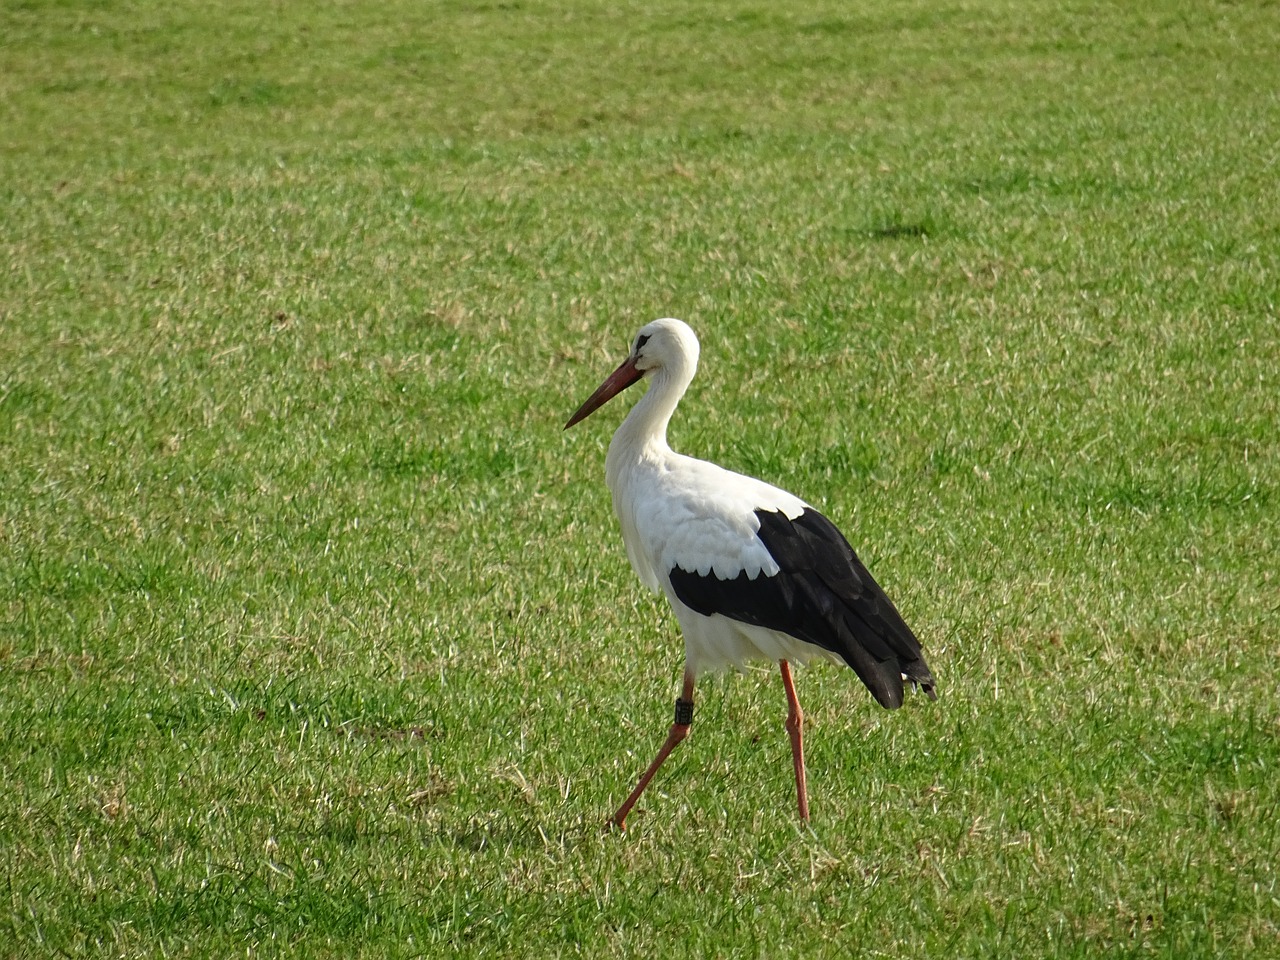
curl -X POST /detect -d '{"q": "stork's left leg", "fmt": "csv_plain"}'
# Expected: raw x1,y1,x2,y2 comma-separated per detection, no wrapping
607,670,696,831
779,660,810,822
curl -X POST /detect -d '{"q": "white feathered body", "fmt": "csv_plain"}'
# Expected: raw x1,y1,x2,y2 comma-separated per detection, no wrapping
606,429,845,676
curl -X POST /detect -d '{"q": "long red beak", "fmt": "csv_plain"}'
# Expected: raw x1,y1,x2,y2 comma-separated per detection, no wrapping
564,355,644,429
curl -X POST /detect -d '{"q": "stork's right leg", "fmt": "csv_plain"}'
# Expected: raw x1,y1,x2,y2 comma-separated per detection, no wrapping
779,659,810,822
607,670,696,830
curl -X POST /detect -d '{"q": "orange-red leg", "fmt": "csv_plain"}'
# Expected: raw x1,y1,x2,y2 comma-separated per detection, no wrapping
779,659,810,822
608,671,696,830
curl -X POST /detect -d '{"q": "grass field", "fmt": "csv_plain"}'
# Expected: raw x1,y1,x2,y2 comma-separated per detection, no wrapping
3,0,1279,956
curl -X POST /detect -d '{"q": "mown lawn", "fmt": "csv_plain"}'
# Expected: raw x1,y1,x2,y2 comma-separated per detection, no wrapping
2,0,1278,956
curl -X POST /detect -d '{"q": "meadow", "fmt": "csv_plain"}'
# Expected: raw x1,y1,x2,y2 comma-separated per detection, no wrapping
2,0,1278,956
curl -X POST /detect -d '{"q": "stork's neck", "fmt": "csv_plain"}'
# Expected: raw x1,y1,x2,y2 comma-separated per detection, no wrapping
604,364,691,489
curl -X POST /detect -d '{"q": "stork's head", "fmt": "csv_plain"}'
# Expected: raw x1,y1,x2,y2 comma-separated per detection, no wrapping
565,318,700,429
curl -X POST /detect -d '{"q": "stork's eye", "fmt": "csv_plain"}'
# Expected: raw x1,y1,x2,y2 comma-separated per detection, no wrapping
634,333,651,353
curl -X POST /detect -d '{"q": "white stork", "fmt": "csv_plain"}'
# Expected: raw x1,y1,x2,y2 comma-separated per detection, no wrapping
566,318,936,830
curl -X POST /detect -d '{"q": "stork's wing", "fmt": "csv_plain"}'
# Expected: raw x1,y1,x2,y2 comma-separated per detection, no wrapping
668,507,936,709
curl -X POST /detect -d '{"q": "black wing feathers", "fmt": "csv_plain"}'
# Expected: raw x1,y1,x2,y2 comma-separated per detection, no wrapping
668,508,936,709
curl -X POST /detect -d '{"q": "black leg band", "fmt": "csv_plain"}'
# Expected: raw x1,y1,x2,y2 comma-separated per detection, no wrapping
674,697,694,726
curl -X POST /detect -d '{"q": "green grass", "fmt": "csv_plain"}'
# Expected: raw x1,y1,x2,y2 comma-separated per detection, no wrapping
3,0,1279,955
